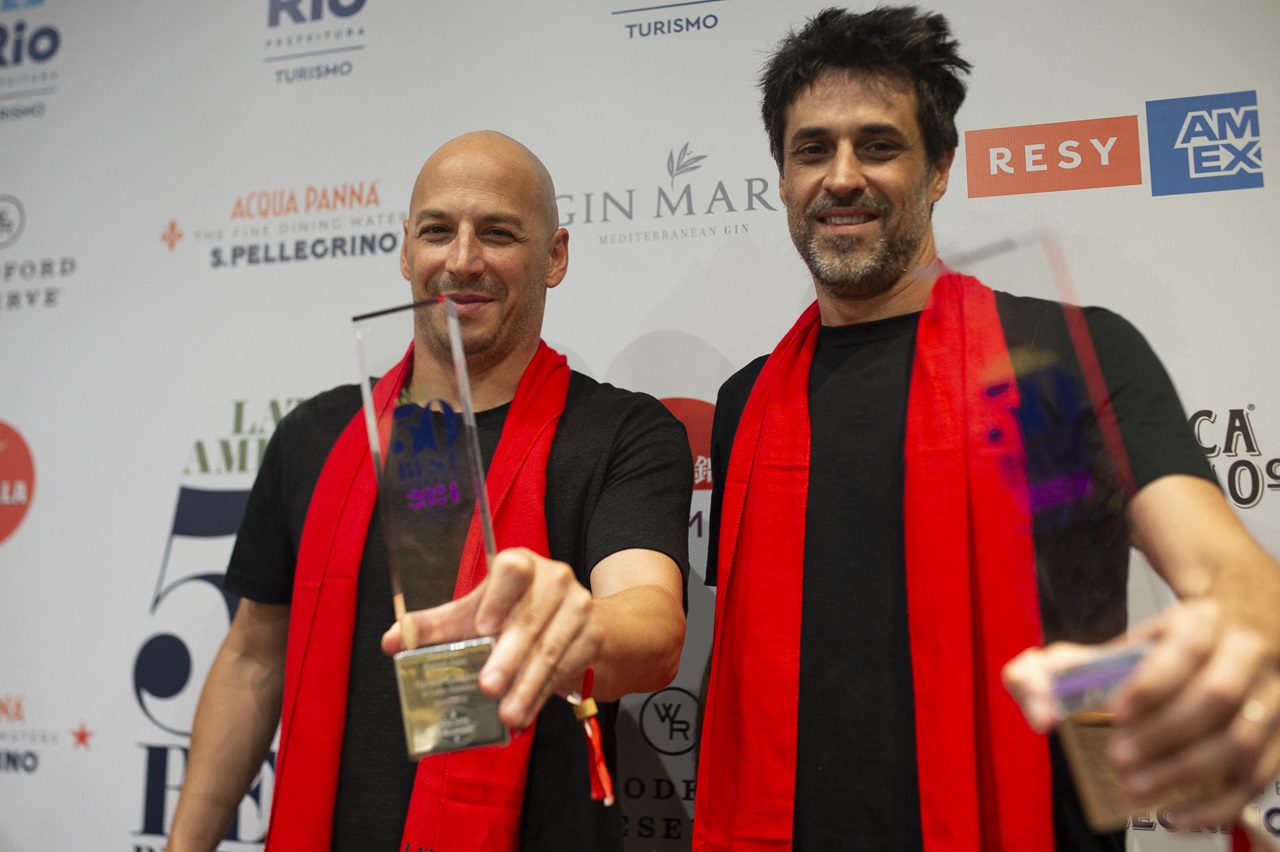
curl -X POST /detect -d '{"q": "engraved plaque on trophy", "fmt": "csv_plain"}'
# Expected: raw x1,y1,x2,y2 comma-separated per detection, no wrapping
353,297,509,759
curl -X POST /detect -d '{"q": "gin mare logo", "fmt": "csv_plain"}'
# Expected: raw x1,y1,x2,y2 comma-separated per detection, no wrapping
667,143,706,189
556,142,777,228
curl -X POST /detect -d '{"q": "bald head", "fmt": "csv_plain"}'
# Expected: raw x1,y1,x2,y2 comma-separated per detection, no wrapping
399,130,570,391
409,130,559,242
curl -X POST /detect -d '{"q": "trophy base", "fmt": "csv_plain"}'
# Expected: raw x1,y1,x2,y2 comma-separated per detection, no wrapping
1059,712,1221,832
1059,713,1135,831
394,636,510,759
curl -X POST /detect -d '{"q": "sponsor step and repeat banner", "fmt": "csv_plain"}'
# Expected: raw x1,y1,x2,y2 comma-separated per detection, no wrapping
0,0,1276,849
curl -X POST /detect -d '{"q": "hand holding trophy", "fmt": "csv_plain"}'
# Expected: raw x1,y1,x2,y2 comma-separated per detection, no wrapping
354,297,508,758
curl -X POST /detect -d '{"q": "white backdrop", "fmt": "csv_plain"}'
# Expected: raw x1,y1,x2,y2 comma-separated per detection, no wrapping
1,1,1277,849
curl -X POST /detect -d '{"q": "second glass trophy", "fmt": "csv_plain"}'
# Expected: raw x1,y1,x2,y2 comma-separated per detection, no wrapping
352,297,509,760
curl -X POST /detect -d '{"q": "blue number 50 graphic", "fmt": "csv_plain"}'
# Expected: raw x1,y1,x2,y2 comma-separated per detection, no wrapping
133,486,250,736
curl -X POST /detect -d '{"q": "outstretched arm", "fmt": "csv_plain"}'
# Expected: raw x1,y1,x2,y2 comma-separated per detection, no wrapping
166,599,289,852
1005,474,1280,829
1107,474,1280,827
382,546,685,730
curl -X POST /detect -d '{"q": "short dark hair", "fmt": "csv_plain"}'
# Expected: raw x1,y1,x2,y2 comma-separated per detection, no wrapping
760,6,971,168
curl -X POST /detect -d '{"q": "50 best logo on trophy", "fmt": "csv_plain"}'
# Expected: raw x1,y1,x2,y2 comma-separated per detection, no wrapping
354,298,508,757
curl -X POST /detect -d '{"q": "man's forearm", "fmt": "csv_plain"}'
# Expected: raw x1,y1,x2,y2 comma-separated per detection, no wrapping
167,603,287,852
590,582,686,702
1128,475,1280,656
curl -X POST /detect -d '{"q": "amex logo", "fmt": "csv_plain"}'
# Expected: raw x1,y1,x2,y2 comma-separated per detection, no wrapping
965,116,1142,198
1146,90,1263,196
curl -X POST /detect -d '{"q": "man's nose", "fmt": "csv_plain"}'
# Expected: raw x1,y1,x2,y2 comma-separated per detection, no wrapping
823,143,868,197
445,230,485,280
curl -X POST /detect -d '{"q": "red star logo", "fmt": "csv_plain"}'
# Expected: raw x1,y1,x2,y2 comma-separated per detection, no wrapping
161,219,184,251
70,722,93,749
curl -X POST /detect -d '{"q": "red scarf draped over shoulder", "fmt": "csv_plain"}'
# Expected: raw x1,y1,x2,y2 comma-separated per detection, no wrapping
267,341,570,852
694,273,1052,851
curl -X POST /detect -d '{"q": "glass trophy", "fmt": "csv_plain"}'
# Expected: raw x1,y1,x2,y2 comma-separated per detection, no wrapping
352,297,509,759
1005,236,1215,830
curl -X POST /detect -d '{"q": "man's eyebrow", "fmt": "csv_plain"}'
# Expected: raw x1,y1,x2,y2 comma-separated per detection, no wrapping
788,122,908,144
481,212,526,228
413,208,526,228
788,126,830,146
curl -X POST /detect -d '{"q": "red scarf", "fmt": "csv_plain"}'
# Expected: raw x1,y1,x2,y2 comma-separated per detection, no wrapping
267,341,570,852
694,273,1052,851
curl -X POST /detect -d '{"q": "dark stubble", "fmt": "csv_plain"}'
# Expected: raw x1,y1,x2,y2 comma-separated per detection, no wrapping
788,169,934,301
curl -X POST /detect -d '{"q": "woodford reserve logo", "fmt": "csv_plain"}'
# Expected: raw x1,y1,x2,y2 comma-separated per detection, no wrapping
0,194,77,313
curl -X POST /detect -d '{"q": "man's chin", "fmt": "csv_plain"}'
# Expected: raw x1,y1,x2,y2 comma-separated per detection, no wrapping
810,261,903,300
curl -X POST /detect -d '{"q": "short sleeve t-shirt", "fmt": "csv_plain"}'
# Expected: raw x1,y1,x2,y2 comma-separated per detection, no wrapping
225,370,693,852
706,292,1215,851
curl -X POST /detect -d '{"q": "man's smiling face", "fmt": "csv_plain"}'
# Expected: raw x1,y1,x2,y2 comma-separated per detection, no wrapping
779,68,952,302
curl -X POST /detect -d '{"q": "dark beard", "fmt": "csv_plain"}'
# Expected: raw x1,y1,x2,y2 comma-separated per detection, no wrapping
788,181,932,301
800,230,918,300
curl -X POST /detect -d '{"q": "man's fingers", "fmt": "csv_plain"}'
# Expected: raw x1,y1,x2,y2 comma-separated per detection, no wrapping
1002,647,1058,733
1111,600,1220,725
481,555,576,701
380,547,544,658
1002,642,1116,733
1104,615,1280,830
1114,715,1253,813
1110,621,1265,774
380,594,481,655
381,547,602,730
474,548,540,636
498,587,598,729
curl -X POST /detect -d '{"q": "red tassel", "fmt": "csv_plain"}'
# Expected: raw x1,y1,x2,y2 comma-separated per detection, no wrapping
570,668,615,806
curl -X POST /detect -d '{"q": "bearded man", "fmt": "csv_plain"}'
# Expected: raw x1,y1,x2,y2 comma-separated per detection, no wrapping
695,8,1280,851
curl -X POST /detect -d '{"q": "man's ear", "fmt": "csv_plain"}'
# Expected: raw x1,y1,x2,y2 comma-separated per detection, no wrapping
545,228,569,290
930,149,956,203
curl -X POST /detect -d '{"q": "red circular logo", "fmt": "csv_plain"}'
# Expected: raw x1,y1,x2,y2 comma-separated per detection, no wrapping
660,397,715,491
0,421,35,545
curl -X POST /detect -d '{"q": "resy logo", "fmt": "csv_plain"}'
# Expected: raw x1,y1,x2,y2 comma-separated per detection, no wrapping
965,116,1143,197
1147,90,1263,196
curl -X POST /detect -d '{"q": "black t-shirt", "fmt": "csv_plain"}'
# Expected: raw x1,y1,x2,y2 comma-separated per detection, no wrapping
706,291,1216,851
225,371,693,852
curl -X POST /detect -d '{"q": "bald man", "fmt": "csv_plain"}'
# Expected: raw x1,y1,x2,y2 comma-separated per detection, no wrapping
167,132,692,852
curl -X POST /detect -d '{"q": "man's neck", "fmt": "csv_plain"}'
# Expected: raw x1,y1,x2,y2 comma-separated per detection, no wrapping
409,341,537,412
815,258,942,326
